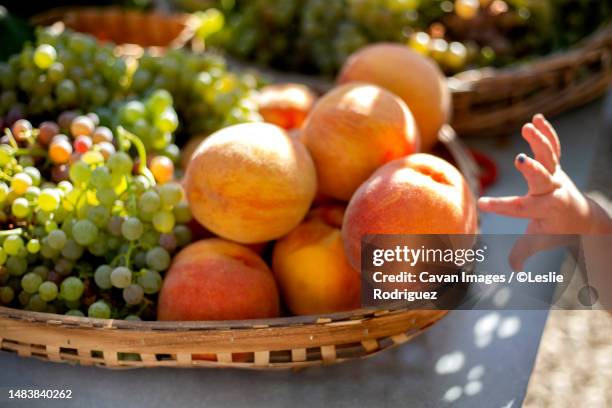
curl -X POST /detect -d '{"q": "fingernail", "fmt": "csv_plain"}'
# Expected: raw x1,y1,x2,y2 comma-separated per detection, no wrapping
517,154,526,164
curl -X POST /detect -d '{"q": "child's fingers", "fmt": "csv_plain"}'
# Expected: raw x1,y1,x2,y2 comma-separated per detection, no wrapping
532,114,561,160
515,153,557,196
522,124,558,174
478,195,549,219
509,226,575,270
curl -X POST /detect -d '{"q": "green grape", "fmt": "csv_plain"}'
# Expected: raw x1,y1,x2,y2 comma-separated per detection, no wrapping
121,217,143,241
60,276,84,301
4,235,24,256
146,89,173,114
27,294,47,312
110,266,132,289
138,270,162,294
124,314,141,321
47,229,67,250
7,256,28,276
72,219,98,246
55,258,74,276
33,44,57,69
21,272,43,294
61,239,84,261
97,187,116,207
90,166,112,189
38,188,61,212
87,206,110,228
158,182,183,208
0,248,6,265
0,183,9,202
154,108,179,133
173,225,192,247
122,284,144,305
38,281,58,302
88,238,108,257
152,211,175,233
94,264,113,290
24,167,41,186
11,197,30,218
146,247,171,271
138,190,161,214
65,309,84,317
32,265,49,280
25,186,41,201
56,79,78,105
107,152,133,176
88,300,111,319
69,161,92,185
11,172,33,195
26,239,41,254
121,100,146,124
0,286,14,304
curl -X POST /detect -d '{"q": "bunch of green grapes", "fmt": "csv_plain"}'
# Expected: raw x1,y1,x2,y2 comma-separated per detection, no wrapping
0,116,192,320
0,26,261,140
130,48,261,136
0,26,129,121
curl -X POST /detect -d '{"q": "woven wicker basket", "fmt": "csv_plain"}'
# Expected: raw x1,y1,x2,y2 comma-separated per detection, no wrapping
0,125,474,370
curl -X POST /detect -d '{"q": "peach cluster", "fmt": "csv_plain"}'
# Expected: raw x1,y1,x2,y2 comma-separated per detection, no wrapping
159,46,477,321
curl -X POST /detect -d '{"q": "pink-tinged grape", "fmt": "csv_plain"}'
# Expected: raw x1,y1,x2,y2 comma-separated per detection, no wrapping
60,276,84,301
107,215,124,236
96,141,116,160
7,256,27,276
92,126,113,144
24,167,41,186
49,139,73,164
121,217,143,241
51,165,70,183
3,235,24,256
94,264,113,290
107,152,133,176
138,190,160,214
26,239,41,254
74,135,92,153
0,286,14,304
121,101,146,124
66,309,84,317
33,44,57,69
152,210,175,233
38,188,61,212
26,294,46,312
158,182,183,208
38,121,59,145
38,281,58,301
88,300,111,319
138,269,162,294
21,272,42,294
70,115,95,137
68,161,91,186
87,113,100,127
11,172,32,195
72,219,98,246
173,225,192,247
58,111,78,130
122,284,144,305
154,108,179,133
47,229,67,250
150,155,174,184
159,233,177,252
146,246,170,271
55,258,74,276
11,197,30,218
11,119,32,141
110,266,132,289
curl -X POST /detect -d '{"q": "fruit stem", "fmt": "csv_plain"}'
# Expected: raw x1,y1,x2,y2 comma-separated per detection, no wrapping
116,126,156,186
0,228,23,237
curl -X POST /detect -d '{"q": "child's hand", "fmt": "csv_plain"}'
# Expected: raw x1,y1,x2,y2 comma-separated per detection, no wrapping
478,114,596,235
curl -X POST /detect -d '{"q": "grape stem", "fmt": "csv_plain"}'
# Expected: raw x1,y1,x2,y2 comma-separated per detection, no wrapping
0,228,23,237
116,126,156,186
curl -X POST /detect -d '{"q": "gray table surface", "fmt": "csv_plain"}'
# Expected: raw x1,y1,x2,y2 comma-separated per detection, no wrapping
0,97,607,408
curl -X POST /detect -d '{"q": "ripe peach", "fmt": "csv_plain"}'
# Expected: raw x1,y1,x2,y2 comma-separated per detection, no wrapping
184,123,317,244
338,43,451,151
157,239,280,321
342,153,478,270
301,83,419,201
257,83,317,130
272,205,360,315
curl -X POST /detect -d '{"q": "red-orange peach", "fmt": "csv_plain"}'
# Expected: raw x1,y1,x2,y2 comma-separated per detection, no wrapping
184,123,317,243
257,83,317,130
158,239,280,321
272,205,360,315
301,83,419,201
342,153,478,270
338,43,451,151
